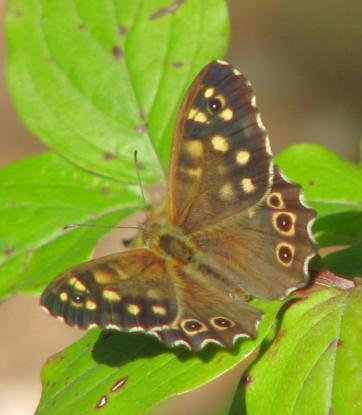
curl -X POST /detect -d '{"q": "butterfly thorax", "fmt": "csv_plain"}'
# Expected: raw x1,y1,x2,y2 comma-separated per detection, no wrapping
145,221,195,264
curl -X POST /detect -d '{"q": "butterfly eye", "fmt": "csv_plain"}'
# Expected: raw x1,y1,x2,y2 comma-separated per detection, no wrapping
207,97,223,114
71,292,86,304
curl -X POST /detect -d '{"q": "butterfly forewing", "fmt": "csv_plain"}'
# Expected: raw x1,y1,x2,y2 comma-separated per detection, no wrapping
167,60,273,233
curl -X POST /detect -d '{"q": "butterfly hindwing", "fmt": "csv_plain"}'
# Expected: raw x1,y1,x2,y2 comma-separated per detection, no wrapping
190,167,317,299
167,60,273,233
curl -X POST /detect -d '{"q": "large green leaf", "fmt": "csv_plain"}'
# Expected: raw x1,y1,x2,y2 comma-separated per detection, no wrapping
5,0,229,182
276,144,362,216
36,298,283,415
0,153,143,300
246,281,362,415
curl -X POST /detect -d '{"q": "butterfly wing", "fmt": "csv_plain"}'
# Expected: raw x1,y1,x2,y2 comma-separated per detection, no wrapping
190,167,317,299
167,60,273,233
41,247,262,350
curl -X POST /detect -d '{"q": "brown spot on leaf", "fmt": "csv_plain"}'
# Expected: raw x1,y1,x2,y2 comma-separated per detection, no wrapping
328,338,343,350
172,61,184,68
308,180,315,186
112,46,123,60
149,0,185,20
136,123,148,134
4,247,14,257
241,375,253,386
103,152,117,160
78,23,86,30
274,328,287,345
119,25,128,36
140,110,147,121
15,9,23,18
96,395,108,409
110,376,128,392
101,187,110,196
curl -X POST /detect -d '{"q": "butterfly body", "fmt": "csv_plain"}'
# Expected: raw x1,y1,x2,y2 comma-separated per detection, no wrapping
41,61,317,351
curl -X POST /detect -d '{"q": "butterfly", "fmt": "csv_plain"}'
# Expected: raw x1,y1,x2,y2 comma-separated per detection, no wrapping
40,60,317,351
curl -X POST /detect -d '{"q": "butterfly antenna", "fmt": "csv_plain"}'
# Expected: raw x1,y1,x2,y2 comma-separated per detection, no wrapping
63,224,141,231
134,150,149,217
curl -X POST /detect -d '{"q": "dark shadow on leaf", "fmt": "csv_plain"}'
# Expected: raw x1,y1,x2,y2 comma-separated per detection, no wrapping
93,330,247,366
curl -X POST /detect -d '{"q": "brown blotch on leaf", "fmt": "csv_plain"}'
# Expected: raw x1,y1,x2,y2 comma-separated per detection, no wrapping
15,9,23,18
47,57,55,64
328,338,343,350
240,375,253,386
112,46,123,60
96,395,108,409
308,180,315,186
136,123,148,135
110,376,128,392
77,23,86,30
149,0,185,20
119,25,129,36
101,187,110,196
103,151,117,160
172,61,184,68
140,110,147,121
4,247,14,257
273,328,287,345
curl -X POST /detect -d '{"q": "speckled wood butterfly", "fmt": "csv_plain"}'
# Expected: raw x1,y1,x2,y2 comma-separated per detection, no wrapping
41,61,317,351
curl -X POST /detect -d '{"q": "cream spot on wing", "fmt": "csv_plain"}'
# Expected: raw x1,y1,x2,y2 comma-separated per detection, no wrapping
185,140,203,158
187,108,197,119
241,177,256,193
86,300,97,310
60,292,68,302
236,150,250,165
128,304,141,315
233,68,241,76
211,135,229,152
152,305,167,316
247,207,257,218
216,60,228,66
69,277,87,292
204,87,215,98
194,112,208,123
251,96,257,108
219,183,234,200
103,289,122,301
183,167,202,178
220,108,233,121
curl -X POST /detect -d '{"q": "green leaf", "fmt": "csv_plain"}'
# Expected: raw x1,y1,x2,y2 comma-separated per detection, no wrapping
246,282,362,415
276,144,362,216
313,211,362,248
0,153,143,300
36,299,282,415
322,243,362,277
5,0,229,182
